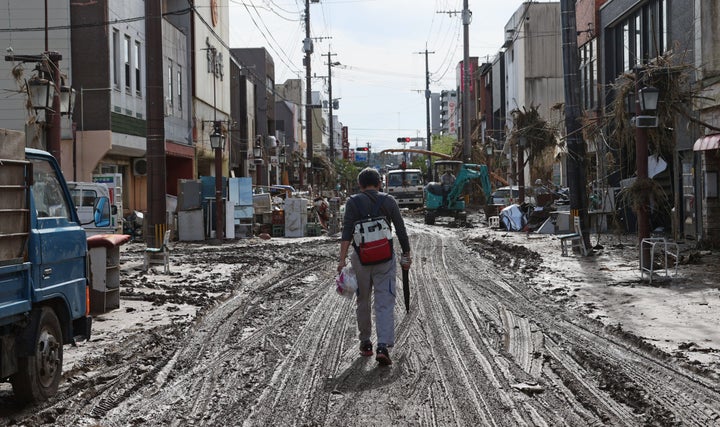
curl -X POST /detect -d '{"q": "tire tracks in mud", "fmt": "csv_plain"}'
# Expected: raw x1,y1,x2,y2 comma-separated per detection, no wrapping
5,224,720,426
100,257,339,426
459,232,720,425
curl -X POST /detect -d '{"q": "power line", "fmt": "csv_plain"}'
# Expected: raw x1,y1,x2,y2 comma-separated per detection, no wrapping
240,0,303,75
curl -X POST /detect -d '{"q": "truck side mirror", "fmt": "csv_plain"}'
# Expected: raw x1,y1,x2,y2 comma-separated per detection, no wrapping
111,205,118,216
93,196,111,227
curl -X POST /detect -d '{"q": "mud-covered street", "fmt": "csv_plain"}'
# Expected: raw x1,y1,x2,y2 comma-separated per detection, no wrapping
1,213,719,426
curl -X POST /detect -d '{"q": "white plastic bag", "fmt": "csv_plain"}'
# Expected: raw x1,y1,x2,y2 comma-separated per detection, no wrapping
335,264,358,298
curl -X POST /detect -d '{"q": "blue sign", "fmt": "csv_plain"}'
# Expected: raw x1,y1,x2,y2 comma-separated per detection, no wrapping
355,152,368,163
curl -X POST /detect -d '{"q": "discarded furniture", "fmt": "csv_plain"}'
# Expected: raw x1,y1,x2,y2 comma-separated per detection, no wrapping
87,233,131,313
640,237,679,283
144,229,171,273
558,216,587,256
285,198,308,238
177,179,205,241
230,177,254,238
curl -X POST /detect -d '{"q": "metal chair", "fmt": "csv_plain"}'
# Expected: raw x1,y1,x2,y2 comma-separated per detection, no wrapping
558,216,587,256
144,230,171,273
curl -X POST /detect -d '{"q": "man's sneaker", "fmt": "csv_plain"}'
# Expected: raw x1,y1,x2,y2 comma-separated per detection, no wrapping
359,341,373,357
375,346,392,366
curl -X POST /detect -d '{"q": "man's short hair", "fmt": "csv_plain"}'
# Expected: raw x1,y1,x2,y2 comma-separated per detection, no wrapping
357,167,381,188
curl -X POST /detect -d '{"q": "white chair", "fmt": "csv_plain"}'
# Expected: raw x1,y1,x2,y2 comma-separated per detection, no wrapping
488,216,500,228
144,230,172,273
558,216,587,256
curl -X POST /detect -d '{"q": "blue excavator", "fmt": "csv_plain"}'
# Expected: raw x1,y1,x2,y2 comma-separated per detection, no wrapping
423,160,492,225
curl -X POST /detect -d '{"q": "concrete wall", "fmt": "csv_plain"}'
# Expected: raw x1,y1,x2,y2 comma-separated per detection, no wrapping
504,2,563,130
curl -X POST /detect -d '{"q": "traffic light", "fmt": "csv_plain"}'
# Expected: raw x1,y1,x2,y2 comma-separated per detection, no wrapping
400,161,407,170
396,137,411,143
356,147,369,152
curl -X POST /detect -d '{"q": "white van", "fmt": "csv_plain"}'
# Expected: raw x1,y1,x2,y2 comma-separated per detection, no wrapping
68,182,120,235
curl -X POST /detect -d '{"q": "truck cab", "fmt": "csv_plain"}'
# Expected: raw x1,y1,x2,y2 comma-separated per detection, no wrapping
0,148,106,403
68,181,118,235
385,168,424,208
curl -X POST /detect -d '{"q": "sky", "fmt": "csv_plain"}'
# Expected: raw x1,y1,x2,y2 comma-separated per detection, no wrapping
228,0,536,152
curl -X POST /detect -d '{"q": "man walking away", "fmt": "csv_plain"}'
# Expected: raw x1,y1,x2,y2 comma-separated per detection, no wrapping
338,168,412,366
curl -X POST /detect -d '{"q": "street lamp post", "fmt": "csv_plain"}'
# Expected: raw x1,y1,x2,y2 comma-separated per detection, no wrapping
210,122,224,241
630,68,660,270
326,54,340,161
208,45,224,242
254,137,263,188
306,159,313,191
517,135,527,203
279,148,286,185
294,158,302,187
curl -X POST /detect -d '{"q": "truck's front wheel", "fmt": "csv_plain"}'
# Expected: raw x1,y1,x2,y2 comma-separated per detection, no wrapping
11,307,63,403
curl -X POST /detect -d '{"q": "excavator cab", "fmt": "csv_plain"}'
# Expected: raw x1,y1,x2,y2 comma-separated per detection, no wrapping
423,161,491,225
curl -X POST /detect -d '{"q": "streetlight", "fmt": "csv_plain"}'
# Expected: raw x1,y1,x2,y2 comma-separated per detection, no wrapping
210,121,225,241
205,45,224,242
306,159,313,190
485,143,493,156
327,53,341,161
630,68,660,270
517,135,527,203
59,84,76,115
293,158,300,186
278,148,286,185
253,135,263,187
26,77,54,116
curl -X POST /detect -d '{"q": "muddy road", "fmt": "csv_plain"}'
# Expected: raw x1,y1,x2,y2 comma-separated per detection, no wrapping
2,215,719,426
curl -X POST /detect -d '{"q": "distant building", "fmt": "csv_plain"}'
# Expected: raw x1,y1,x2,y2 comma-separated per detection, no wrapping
439,90,458,136
430,93,441,136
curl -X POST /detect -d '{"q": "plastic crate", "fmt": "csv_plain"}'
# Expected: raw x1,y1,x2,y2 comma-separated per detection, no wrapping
305,223,321,237
272,225,285,237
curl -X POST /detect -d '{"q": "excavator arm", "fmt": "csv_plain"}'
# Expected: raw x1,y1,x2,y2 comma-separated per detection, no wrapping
379,148,452,159
447,164,492,206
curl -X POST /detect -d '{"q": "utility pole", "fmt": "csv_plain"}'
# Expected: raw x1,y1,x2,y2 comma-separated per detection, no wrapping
324,49,338,161
145,0,167,247
462,0,472,163
560,0,590,251
437,4,472,162
415,46,435,179
303,0,314,188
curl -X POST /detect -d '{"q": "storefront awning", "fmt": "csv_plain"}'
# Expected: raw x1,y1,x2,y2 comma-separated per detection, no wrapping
693,134,720,151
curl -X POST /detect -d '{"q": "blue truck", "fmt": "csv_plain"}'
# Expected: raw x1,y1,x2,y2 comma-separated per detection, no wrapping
0,148,109,403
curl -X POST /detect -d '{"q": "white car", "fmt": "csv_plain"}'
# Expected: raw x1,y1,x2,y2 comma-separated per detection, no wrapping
491,186,535,205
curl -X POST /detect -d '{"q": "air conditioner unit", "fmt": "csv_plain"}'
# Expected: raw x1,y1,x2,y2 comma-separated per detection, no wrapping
133,158,148,176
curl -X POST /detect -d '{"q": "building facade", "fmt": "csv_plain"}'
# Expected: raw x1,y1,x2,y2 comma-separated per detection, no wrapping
692,1,720,245
600,0,696,239
438,90,458,136
231,48,275,186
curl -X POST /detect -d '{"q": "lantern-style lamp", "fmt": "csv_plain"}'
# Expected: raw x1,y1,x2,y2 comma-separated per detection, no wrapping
59,86,76,116
210,130,224,149
26,78,54,112
638,86,659,113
